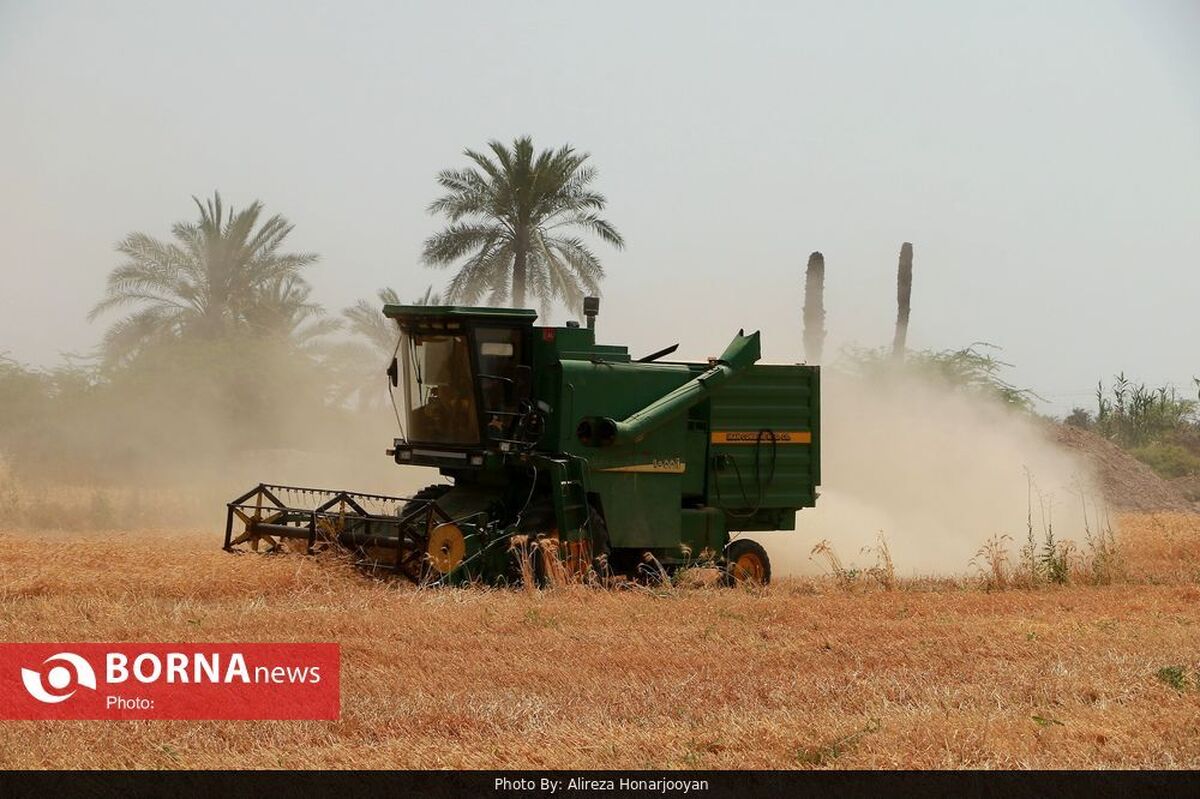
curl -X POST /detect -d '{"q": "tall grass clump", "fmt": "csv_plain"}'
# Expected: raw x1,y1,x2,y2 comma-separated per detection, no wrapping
971,533,1013,591
1076,485,1123,585
863,533,896,591
811,539,858,590
810,535,894,591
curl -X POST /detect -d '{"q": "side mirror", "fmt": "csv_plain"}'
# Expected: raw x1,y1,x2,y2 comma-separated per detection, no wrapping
386,357,399,387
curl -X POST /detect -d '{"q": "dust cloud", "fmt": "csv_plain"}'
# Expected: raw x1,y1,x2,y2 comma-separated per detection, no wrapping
752,371,1101,577
6,336,1102,578
0,335,442,531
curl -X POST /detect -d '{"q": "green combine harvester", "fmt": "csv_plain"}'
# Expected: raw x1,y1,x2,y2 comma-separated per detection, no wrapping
224,299,820,585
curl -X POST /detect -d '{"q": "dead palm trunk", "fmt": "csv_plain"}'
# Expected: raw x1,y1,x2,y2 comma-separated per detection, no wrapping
891,242,913,360
802,251,826,363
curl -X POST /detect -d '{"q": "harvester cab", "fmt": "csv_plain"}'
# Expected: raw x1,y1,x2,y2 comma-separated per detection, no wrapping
224,299,821,586
386,305,541,462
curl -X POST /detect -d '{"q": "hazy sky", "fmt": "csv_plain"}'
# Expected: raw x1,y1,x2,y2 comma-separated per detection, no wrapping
2,0,1197,413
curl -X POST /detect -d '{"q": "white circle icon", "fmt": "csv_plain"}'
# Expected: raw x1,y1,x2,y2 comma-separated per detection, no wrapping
20,653,98,704
47,666,72,690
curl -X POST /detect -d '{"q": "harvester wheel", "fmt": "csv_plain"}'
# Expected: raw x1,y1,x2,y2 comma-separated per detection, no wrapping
394,484,454,582
725,539,771,586
409,484,452,505
426,523,467,575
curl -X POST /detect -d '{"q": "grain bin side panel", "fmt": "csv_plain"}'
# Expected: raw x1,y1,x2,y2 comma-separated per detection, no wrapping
706,364,820,522
555,359,695,549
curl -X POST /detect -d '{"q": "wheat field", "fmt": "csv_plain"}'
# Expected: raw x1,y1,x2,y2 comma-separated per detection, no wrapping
0,512,1198,770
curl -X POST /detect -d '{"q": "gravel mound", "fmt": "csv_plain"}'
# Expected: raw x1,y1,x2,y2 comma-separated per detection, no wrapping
1052,424,1196,512
1171,475,1200,504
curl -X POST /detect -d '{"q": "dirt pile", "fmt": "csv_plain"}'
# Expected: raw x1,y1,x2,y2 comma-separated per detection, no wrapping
1052,424,1196,512
1171,475,1200,504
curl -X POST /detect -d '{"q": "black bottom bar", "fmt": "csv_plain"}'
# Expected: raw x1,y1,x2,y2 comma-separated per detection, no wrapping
0,770,1194,799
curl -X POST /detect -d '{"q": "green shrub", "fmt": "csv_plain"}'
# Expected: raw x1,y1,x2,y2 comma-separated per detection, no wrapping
1065,407,1093,429
1129,442,1200,479
1095,374,1197,449
1156,666,1188,691
842,343,1038,410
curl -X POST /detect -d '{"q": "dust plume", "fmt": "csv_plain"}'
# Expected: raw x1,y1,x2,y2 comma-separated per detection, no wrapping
754,370,1102,577
0,336,438,530
5,334,1103,578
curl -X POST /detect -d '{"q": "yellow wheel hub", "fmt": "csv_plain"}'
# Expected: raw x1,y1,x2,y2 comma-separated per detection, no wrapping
427,523,466,574
733,552,766,583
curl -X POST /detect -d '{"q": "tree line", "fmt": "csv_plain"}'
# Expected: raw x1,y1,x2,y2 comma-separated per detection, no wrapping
89,136,624,372
0,137,624,482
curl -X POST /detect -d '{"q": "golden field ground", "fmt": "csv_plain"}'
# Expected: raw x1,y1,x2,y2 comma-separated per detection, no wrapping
0,512,1198,770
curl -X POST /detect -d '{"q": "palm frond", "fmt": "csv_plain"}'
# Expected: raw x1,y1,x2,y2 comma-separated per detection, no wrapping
422,223,507,266
93,192,320,362
422,137,621,310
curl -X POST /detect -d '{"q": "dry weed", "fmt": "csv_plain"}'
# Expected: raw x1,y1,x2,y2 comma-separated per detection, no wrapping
971,534,1013,591
810,539,856,590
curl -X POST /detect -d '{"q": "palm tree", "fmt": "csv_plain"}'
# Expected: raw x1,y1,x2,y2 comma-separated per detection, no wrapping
344,288,402,356
421,136,624,312
342,284,444,357
245,276,341,352
89,192,319,364
892,242,913,360
802,251,826,364
334,286,442,408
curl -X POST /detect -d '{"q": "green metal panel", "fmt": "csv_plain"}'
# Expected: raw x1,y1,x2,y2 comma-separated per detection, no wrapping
589,467,684,549
706,364,820,523
531,454,590,540
680,507,726,557
554,360,694,449
550,359,696,549
681,422,709,498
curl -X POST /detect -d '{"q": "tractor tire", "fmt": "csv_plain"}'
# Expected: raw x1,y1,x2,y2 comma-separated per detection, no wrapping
408,484,452,506
394,484,453,582
724,538,771,586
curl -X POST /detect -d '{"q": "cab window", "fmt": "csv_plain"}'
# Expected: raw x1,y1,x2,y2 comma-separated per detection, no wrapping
401,331,479,445
475,327,524,439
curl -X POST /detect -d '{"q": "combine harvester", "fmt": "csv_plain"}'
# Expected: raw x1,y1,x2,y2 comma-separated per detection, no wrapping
224,299,820,585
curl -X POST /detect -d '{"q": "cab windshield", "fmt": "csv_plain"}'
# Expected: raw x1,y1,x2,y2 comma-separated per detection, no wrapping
401,330,479,445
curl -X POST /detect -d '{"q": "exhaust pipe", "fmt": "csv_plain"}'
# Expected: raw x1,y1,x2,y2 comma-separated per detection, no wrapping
583,296,599,331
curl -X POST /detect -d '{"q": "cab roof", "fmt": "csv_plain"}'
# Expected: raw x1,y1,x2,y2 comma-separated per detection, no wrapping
382,304,539,323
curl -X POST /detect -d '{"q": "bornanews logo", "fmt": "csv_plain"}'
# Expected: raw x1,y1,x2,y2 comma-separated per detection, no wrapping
1,643,339,720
